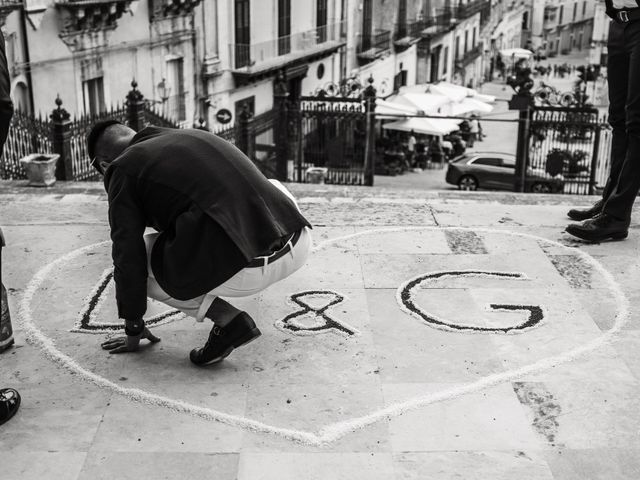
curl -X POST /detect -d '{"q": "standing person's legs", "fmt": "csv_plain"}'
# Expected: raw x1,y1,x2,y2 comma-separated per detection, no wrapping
567,21,628,222
602,21,630,204
603,20,640,222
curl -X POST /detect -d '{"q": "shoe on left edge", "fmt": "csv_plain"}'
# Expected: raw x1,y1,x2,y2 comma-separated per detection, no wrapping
190,312,261,366
565,212,629,243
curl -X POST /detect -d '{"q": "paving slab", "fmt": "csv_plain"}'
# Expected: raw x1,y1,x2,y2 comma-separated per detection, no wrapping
1,181,640,479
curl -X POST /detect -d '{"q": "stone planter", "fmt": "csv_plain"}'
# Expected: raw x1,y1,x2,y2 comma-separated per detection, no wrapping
19,153,60,187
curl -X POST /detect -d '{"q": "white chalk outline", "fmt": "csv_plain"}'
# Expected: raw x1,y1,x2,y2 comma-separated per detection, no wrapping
396,270,547,334
19,226,629,446
70,264,185,335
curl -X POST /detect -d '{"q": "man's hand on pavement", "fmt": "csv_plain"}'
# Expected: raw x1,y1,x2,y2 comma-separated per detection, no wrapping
101,327,161,354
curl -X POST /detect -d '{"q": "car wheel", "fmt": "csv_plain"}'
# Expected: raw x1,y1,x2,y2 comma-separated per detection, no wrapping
531,182,551,193
458,175,478,191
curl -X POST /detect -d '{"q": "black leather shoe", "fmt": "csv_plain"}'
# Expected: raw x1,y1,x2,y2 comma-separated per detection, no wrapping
565,212,629,243
567,199,603,221
190,312,261,366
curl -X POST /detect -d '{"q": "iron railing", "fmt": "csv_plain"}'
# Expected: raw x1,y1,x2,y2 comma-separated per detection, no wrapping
230,21,344,70
1,110,53,180
357,29,391,55
456,0,491,19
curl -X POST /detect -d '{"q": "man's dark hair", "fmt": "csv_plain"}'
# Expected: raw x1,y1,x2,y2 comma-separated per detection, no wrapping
87,119,123,159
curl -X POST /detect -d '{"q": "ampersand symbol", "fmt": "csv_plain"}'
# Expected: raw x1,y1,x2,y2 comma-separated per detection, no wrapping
275,290,360,337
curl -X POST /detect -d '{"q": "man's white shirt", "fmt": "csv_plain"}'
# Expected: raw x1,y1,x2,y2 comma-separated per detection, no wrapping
612,0,639,9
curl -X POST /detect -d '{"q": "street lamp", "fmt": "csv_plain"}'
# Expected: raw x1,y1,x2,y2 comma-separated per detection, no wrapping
156,78,171,114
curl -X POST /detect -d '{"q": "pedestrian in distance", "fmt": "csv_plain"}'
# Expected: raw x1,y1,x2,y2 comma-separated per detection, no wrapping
88,121,312,365
407,130,417,167
566,0,640,242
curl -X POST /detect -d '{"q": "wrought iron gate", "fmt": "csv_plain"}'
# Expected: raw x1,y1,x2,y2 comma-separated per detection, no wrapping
527,106,612,195
289,95,369,185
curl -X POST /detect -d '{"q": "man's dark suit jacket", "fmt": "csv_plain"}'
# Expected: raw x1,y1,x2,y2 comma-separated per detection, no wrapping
0,32,13,154
104,127,311,322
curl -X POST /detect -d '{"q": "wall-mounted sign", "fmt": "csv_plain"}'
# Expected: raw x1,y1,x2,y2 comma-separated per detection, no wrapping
215,109,232,124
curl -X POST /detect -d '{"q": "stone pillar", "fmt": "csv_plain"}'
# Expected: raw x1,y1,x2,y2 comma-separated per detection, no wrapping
126,79,146,132
236,102,255,159
273,71,289,182
50,95,73,181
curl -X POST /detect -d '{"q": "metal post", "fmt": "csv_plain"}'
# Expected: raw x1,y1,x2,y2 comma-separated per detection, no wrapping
363,75,377,187
50,95,73,181
126,79,146,132
273,71,290,182
589,125,602,195
237,102,255,159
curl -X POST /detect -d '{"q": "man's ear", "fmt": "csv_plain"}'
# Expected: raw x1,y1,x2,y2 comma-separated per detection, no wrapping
99,160,110,173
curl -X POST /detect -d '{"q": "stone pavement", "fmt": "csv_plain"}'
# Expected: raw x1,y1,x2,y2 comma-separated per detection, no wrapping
1,181,640,480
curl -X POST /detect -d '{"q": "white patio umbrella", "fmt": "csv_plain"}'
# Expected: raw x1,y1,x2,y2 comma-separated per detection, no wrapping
499,48,534,59
386,92,450,114
402,82,496,104
375,99,419,117
382,117,461,136
441,97,494,116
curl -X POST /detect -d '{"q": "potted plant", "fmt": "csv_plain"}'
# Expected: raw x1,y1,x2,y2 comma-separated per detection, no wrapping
19,153,60,187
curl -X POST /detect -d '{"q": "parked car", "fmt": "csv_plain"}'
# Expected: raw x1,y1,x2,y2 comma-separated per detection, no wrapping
445,152,565,193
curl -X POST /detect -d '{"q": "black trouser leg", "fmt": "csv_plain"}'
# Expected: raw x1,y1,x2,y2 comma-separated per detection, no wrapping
604,21,640,220
205,297,242,328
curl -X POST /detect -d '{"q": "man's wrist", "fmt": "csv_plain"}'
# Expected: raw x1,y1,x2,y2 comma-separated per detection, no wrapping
124,318,145,336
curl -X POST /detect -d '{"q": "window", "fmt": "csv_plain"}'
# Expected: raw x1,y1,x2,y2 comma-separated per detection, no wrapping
573,2,577,21
472,27,477,48
397,0,407,38
278,0,291,55
582,1,586,16
455,36,460,60
473,157,503,167
464,31,468,54
234,0,250,68
82,77,105,116
442,46,449,74
559,5,563,24
361,0,373,51
166,58,186,122
317,0,328,43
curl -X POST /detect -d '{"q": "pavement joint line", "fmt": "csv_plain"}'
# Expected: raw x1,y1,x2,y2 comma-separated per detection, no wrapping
18,226,630,447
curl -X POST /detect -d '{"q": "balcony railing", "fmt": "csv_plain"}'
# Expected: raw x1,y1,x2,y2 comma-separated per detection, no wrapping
356,29,391,58
456,0,491,20
394,20,425,41
461,43,483,65
230,21,344,70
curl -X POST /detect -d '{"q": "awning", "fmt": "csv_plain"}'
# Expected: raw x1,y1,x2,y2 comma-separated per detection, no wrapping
385,92,450,114
441,97,494,116
375,99,418,117
499,48,534,59
400,82,496,104
382,117,461,136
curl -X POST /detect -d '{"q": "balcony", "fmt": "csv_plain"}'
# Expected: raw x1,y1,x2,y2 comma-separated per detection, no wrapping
420,11,457,38
461,43,482,66
456,0,491,20
393,20,424,50
356,29,391,64
229,21,345,85
148,0,202,21
0,0,21,26
56,0,135,34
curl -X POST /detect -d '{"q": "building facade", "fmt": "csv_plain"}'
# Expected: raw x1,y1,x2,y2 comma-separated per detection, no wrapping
0,0,510,127
539,0,596,57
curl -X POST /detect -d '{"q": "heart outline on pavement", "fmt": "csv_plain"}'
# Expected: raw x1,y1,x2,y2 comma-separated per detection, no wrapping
19,227,629,446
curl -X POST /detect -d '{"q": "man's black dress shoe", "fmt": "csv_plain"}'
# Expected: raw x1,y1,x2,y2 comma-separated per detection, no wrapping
567,199,603,221
565,212,629,242
190,312,261,366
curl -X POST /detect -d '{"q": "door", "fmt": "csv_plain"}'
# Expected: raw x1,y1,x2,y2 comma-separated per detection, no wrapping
470,156,508,189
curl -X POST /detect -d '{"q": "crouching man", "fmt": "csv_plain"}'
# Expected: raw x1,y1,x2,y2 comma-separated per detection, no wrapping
88,120,312,365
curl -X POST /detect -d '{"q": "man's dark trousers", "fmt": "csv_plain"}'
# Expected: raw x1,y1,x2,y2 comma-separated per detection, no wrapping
602,18,640,222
